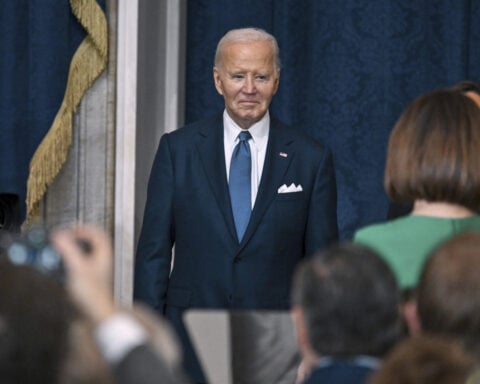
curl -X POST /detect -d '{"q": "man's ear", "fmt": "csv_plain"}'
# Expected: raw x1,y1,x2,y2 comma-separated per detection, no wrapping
272,70,280,95
291,306,309,348
402,299,422,335
213,67,224,96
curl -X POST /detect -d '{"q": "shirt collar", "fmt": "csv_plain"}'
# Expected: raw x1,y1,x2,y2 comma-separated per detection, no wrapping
316,355,381,370
223,110,270,146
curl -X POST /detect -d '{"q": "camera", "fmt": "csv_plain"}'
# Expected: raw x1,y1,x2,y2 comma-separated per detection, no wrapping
0,226,65,283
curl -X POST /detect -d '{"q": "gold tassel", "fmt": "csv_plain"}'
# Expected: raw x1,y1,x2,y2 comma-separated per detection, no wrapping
25,0,108,224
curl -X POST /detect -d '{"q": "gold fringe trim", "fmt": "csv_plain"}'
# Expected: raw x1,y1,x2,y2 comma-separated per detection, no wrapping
25,0,108,223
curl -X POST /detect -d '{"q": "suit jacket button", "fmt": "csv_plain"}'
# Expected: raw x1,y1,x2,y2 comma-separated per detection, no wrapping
233,256,241,263
228,294,233,302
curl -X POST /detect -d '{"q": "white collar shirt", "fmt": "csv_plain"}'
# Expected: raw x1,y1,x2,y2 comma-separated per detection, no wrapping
224,110,269,209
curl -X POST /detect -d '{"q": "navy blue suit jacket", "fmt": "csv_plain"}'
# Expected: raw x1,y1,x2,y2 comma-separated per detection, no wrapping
134,113,338,381
303,361,376,384
135,113,337,311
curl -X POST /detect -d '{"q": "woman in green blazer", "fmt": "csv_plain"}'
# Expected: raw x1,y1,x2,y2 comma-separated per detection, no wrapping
354,89,480,290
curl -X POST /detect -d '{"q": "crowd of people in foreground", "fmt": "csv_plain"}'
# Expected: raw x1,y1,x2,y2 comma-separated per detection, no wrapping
2,20,480,381
1,86,480,384
292,87,480,384
0,225,189,384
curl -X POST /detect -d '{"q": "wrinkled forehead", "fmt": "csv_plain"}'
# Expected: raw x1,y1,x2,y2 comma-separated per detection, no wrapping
217,40,279,72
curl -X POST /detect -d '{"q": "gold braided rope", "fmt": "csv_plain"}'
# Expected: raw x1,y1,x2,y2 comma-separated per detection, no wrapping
25,0,108,223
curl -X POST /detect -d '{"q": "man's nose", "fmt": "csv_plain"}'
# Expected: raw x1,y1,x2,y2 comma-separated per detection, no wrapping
243,76,256,93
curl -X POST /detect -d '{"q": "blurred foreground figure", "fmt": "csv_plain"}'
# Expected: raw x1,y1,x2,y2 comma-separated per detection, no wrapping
0,253,112,383
51,225,190,384
370,335,477,384
0,223,190,384
291,243,403,384
404,231,480,362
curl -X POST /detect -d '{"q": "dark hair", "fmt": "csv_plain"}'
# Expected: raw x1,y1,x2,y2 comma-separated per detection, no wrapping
384,90,480,210
370,335,475,384
0,264,76,383
291,243,402,357
417,231,480,359
450,80,480,96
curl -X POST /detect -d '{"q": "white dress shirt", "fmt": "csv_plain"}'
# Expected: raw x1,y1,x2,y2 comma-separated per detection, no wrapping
224,110,269,209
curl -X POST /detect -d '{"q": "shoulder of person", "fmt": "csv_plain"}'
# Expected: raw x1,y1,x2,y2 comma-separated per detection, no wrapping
353,218,406,242
163,113,223,141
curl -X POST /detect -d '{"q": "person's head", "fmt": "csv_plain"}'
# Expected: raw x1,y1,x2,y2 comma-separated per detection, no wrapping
451,80,480,107
369,335,476,384
0,263,75,383
213,27,281,129
0,258,113,384
384,90,480,210
416,231,480,359
291,243,402,363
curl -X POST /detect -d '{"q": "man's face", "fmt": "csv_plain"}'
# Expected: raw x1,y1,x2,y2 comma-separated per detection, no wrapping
213,40,280,129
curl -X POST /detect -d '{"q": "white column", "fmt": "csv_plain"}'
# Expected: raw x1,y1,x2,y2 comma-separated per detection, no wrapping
114,0,138,306
116,0,186,306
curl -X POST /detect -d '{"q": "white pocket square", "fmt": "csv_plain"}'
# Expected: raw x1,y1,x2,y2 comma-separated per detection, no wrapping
278,183,303,193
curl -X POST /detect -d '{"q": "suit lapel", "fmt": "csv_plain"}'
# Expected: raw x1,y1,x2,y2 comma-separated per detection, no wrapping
239,119,295,249
196,115,238,242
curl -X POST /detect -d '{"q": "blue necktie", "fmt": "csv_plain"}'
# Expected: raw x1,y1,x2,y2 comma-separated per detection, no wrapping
229,131,252,242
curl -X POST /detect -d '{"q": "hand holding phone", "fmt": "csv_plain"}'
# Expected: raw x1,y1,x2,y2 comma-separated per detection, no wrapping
51,225,116,324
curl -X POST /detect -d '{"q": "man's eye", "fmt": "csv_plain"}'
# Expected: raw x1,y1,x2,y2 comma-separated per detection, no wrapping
231,74,244,80
256,75,268,81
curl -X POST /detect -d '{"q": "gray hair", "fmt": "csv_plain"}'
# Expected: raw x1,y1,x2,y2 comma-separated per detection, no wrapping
214,27,281,72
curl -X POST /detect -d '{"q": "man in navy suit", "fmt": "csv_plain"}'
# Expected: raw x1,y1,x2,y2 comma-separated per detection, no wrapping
134,27,338,382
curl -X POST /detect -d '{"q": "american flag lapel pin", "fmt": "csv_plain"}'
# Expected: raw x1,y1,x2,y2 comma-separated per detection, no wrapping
279,152,288,158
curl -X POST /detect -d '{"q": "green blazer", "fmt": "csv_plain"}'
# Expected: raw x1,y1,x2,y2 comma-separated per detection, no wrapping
354,215,480,288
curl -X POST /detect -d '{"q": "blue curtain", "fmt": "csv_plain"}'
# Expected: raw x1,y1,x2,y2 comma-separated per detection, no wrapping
0,1,83,220
0,0,105,222
185,0,480,239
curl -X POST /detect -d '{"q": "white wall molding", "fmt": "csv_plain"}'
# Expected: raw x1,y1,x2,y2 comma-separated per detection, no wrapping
114,0,138,306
